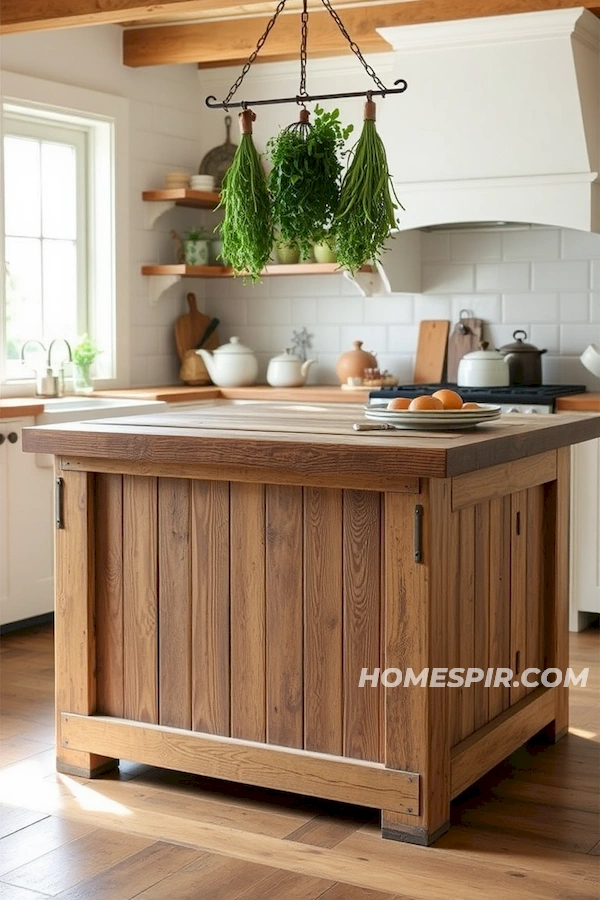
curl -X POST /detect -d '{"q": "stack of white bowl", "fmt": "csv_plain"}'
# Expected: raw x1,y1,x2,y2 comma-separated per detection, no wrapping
164,171,190,189
190,175,215,192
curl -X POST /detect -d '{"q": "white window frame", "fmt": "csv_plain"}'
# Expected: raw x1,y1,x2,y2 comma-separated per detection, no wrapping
0,71,129,395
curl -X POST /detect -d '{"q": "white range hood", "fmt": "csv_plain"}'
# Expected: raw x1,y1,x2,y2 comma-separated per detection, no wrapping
377,8,600,234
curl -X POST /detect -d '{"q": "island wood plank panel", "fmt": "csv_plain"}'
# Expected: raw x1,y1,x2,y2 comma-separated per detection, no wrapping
55,469,114,777
95,473,124,718
457,505,476,742
230,482,267,743
123,475,159,725
342,490,382,762
525,484,544,697
487,495,511,720
446,497,461,748
158,478,192,730
191,480,231,736
265,484,304,749
510,489,528,707
473,501,491,731
304,487,344,756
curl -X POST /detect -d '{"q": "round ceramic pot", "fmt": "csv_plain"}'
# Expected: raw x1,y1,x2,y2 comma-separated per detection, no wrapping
498,330,547,385
457,344,510,387
184,239,209,266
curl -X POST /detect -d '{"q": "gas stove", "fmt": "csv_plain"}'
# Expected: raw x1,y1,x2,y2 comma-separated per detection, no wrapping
368,384,587,414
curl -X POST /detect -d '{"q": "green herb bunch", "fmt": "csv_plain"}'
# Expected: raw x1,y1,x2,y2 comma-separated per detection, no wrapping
218,110,273,282
72,334,100,368
267,106,353,260
184,227,209,241
333,104,403,274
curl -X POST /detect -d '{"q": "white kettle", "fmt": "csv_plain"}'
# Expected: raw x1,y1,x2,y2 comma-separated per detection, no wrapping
457,342,510,387
196,336,258,387
266,348,316,388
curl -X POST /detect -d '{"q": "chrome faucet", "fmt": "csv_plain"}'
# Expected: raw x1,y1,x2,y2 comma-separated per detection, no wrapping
47,339,72,396
20,339,47,363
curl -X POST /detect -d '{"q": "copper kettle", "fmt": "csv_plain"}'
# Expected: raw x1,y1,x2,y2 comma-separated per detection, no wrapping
498,330,547,385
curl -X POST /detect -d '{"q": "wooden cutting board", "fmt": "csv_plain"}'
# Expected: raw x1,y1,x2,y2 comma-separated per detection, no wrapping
447,315,484,383
413,320,450,383
174,292,220,385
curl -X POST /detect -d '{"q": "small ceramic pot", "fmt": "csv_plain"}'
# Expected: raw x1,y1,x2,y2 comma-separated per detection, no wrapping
313,240,337,264
457,343,510,387
275,243,300,264
336,341,378,385
184,239,209,266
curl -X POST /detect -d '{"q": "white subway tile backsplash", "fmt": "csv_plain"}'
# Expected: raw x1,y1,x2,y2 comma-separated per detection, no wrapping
561,228,600,260
317,296,364,325
422,264,474,293
132,325,160,356
451,295,501,323
387,325,420,354
307,325,341,355
364,297,414,325
291,298,318,324
414,295,452,320
250,297,292,326
532,260,589,292
502,229,560,260
277,274,342,298
591,294,600,324
503,293,559,323
420,232,450,263
312,354,339,385
592,261,600,291
205,295,248,326
560,324,598,355
559,293,591,323
476,263,530,292
450,231,502,262
528,325,559,353
484,324,522,348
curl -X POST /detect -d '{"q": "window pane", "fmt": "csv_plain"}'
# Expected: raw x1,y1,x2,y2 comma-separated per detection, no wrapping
5,236,43,360
42,239,77,338
41,142,77,239
3,136,41,237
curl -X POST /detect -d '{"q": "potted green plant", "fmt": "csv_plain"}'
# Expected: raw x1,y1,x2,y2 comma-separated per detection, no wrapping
183,227,210,266
312,229,338,264
267,105,353,262
72,334,101,394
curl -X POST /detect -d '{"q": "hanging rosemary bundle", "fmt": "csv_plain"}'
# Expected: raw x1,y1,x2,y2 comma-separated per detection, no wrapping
267,105,353,261
333,98,403,274
218,109,273,281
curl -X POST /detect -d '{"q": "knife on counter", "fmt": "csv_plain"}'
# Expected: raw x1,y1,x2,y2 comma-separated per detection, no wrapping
353,422,407,431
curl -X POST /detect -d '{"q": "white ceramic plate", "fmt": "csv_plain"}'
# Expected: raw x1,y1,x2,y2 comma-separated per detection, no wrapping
364,404,501,430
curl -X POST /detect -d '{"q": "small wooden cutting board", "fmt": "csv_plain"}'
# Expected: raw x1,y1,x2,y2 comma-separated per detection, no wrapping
174,292,221,386
447,315,484,382
413,320,450,383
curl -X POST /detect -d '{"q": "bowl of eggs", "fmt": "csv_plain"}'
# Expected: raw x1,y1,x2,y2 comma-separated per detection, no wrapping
364,389,501,430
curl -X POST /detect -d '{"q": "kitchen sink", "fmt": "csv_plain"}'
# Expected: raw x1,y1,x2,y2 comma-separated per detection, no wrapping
41,397,152,412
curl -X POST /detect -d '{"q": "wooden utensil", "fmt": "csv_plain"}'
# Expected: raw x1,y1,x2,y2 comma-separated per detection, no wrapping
413,320,450,383
447,310,484,383
174,293,220,385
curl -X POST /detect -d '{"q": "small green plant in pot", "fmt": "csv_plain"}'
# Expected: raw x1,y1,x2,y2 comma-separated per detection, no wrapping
72,334,101,394
183,228,210,266
313,230,338,264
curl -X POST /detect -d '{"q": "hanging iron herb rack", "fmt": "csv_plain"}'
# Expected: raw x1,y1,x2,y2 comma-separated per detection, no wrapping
204,0,408,110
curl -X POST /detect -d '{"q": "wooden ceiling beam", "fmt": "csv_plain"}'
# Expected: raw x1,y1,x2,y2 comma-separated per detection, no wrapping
122,0,600,68
0,0,252,34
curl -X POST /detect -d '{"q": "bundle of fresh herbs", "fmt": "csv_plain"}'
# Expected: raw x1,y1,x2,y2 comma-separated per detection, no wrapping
333,99,403,274
267,105,353,261
218,109,273,281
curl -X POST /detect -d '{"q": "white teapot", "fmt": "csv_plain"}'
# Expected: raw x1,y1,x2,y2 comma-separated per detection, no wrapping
266,348,316,387
196,336,258,387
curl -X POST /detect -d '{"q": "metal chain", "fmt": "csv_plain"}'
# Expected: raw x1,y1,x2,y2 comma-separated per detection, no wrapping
319,0,388,93
298,0,309,102
222,0,289,107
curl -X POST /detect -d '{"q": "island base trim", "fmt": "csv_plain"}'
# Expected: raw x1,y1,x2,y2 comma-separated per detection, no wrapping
60,713,420,814
450,687,555,799
381,817,450,847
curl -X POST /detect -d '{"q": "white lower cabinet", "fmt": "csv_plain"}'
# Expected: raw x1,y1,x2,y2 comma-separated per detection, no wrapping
0,417,54,627
570,433,600,631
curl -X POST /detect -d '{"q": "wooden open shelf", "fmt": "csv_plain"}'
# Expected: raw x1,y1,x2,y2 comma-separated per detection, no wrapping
142,189,221,209
141,263,375,278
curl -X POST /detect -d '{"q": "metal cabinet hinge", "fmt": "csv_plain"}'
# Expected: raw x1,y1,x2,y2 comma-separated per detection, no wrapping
516,510,521,535
55,477,65,529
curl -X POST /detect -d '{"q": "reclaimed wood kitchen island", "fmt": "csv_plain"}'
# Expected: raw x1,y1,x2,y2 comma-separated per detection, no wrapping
23,403,600,845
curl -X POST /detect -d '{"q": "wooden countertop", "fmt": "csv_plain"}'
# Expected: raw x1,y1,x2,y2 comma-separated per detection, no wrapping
90,385,371,404
22,404,600,480
0,398,45,418
555,392,600,412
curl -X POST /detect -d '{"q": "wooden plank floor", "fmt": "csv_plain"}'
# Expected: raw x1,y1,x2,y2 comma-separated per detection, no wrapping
0,622,598,899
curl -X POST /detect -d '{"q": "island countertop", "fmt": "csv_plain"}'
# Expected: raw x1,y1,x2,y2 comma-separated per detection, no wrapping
22,402,600,480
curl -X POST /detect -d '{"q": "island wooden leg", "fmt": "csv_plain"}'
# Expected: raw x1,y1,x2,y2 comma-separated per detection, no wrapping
55,468,117,777
382,483,451,845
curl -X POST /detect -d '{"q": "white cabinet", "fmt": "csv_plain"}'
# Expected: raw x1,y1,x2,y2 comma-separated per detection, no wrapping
570,433,600,631
0,417,54,628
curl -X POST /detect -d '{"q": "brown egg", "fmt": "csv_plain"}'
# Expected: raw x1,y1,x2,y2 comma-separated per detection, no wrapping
387,397,411,410
461,402,481,410
432,388,463,410
409,395,444,411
